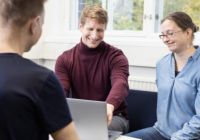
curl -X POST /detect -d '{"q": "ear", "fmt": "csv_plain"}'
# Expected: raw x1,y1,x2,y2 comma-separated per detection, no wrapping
79,22,83,32
186,28,192,39
30,16,41,34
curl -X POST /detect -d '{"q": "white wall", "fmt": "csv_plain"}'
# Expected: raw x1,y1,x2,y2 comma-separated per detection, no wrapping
31,59,156,79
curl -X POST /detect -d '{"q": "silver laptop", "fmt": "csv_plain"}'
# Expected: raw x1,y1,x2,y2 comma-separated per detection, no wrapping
67,98,122,140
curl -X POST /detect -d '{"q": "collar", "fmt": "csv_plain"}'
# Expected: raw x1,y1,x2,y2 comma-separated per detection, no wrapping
0,53,20,57
79,38,104,55
191,46,200,60
171,46,200,61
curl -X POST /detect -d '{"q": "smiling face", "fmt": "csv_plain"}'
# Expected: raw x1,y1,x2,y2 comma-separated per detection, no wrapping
79,18,106,48
161,19,189,53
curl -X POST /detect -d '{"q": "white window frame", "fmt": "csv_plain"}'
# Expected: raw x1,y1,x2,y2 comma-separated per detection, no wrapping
146,0,160,39
64,0,149,37
63,0,200,43
154,0,164,33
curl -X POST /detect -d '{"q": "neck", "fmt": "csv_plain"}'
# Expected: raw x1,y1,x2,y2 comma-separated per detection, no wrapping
174,44,196,71
174,44,196,59
0,26,26,56
79,38,103,55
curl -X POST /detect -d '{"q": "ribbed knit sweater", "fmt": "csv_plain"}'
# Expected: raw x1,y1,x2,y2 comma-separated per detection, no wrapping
55,39,129,119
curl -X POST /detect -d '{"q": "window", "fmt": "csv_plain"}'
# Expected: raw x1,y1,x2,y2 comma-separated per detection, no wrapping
78,0,102,27
154,0,200,33
67,0,200,38
69,0,147,37
76,0,102,30
75,0,144,31
107,0,144,31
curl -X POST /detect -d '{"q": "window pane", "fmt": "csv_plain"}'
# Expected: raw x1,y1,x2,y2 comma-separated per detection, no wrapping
76,0,144,31
111,0,144,31
78,0,102,25
86,0,102,5
155,0,200,33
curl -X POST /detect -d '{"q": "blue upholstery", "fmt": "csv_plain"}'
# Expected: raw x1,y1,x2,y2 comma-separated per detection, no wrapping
125,89,157,133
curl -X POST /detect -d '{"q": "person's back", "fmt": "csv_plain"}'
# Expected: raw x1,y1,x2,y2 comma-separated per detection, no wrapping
0,54,65,139
0,0,79,140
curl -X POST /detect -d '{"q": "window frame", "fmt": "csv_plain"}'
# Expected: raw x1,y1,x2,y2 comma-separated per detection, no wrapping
63,0,200,43
64,0,149,37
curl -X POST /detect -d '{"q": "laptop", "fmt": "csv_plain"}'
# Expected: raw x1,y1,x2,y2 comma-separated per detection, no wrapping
67,98,122,140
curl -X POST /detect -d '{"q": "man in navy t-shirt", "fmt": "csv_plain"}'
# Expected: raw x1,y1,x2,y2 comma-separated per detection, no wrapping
0,0,79,140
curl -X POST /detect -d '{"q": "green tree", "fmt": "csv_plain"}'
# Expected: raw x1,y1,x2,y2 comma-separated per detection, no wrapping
113,0,144,31
163,0,200,32
86,0,102,5
84,0,144,31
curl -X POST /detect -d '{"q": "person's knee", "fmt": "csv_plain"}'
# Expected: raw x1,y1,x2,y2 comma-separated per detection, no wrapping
125,131,142,138
125,128,152,138
125,127,168,140
108,115,129,134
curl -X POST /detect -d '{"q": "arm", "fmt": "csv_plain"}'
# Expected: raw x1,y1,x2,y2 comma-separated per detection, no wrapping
106,50,129,124
51,122,80,140
37,72,77,138
55,55,71,97
171,84,200,140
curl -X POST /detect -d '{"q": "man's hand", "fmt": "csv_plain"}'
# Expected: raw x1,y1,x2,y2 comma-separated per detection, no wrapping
107,103,115,126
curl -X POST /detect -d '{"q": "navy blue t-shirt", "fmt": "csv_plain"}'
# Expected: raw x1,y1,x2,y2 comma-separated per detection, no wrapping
0,53,72,140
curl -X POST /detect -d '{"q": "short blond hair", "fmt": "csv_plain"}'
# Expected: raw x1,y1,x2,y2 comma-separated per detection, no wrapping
80,5,108,27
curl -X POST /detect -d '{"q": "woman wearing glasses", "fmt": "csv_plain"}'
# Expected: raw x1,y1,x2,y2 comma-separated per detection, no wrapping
126,11,200,140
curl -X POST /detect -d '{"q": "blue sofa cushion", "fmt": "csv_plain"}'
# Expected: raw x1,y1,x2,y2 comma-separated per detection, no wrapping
125,89,157,133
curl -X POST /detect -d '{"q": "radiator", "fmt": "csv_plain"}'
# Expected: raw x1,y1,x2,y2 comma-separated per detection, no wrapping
128,76,157,91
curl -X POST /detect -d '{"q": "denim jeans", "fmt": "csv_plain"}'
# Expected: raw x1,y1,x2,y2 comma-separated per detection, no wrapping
125,127,169,140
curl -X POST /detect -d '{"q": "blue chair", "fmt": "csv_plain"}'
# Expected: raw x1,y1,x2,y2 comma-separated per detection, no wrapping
125,89,157,133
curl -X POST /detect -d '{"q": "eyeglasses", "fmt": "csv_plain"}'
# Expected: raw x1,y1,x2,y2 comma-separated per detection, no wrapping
159,30,182,39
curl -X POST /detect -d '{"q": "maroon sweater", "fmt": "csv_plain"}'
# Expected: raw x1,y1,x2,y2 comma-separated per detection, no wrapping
55,39,129,119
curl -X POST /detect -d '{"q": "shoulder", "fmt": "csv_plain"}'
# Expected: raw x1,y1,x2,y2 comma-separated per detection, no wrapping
102,42,129,69
21,59,62,93
19,59,56,90
156,53,172,68
21,57,52,77
195,47,200,62
7,57,54,93
104,42,124,54
103,42,128,61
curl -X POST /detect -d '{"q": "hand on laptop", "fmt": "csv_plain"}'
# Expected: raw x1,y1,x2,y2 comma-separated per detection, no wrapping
107,103,115,126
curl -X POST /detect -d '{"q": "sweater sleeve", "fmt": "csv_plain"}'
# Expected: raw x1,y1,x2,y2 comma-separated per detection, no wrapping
55,54,71,97
106,50,129,110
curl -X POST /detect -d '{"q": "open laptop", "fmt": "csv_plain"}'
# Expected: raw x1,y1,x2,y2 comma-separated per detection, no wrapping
67,98,122,140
